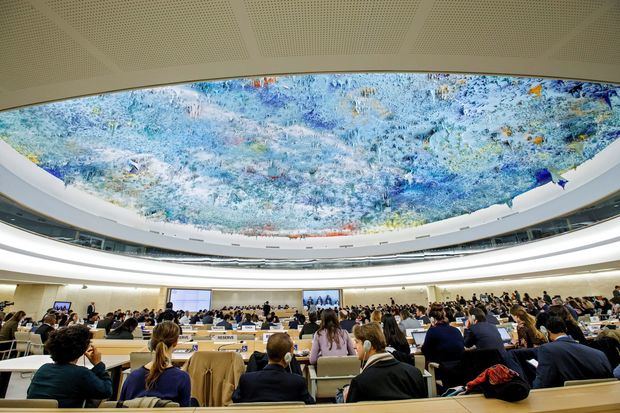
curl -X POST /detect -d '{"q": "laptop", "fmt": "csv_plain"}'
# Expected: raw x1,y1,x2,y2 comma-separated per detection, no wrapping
497,327,512,343
411,331,427,346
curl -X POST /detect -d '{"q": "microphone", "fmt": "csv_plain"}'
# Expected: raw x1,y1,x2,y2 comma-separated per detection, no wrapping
217,340,245,352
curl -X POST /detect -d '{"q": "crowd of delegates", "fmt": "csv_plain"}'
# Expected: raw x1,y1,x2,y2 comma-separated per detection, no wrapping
0,287,616,407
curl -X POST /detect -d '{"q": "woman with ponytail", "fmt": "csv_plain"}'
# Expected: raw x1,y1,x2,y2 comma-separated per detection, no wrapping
119,321,191,406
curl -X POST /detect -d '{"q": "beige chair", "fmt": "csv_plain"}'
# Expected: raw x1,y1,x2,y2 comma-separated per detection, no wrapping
0,340,15,360
307,356,359,399
0,399,58,408
14,332,31,356
28,333,45,355
132,328,143,339
564,378,616,386
130,351,153,370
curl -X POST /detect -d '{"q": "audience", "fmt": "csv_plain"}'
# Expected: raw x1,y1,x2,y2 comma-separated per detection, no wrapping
532,317,612,388
309,309,355,364
216,314,233,330
345,323,425,402
96,312,115,335
27,325,113,407
34,314,56,344
339,310,356,333
0,310,26,345
464,308,506,355
510,306,548,348
232,333,315,404
106,318,138,339
421,305,464,365
382,314,410,355
547,305,588,345
398,309,422,331
299,312,320,339
120,321,191,406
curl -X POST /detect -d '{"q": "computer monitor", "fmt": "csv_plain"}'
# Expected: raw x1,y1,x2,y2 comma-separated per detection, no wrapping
53,301,71,312
497,327,511,343
411,331,426,346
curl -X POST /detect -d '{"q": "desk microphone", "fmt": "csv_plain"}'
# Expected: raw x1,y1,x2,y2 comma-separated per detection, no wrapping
217,340,245,352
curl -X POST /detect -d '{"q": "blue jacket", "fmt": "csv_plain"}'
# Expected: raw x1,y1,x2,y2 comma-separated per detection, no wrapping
421,323,464,364
232,364,315,404
464,322,506,354
533,336,612,388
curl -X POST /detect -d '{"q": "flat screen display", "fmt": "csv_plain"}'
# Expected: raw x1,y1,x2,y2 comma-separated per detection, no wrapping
302,290,340,309
168,289,211,312
53,301,71,311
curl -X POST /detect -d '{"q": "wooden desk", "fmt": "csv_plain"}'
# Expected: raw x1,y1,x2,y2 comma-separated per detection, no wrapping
454,381,620,413
0,355,129,399
0,382,617,412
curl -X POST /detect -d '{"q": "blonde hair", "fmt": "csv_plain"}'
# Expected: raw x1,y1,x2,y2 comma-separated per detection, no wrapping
370,310,382,324
146,321,179,389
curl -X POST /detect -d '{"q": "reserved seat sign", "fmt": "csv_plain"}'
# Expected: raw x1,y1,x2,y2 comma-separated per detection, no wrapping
213,334,237,342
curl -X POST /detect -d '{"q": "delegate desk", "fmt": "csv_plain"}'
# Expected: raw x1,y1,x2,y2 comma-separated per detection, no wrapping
0,355,129,399
1,382,617,413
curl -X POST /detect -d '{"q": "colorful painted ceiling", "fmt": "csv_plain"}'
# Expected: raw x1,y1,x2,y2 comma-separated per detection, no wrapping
0,74,618,238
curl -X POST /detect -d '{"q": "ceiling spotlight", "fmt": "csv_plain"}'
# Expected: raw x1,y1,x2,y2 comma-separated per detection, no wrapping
81,284,88,289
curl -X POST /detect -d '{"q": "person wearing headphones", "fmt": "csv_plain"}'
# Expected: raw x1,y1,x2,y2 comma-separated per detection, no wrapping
345,323,425,403
232,333,315,404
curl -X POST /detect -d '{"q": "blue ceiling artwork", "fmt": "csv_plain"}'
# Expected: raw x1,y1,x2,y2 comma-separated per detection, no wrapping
0,74,618,238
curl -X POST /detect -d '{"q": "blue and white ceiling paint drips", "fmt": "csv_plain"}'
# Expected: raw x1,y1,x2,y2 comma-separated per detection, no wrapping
0,73,618,238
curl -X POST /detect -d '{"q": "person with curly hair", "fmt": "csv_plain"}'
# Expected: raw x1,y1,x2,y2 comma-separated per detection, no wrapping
27,324,112,407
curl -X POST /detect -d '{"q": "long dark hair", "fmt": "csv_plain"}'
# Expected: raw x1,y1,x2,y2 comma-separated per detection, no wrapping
382,314,408,349
318,309,343,350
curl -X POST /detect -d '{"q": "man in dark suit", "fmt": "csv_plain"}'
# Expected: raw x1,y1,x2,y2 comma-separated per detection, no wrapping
215,314,233,330
96,312,115,335
533,317,612,388
262,301,271,317
232,333,315,404
464,308,506,355
35,314,56,344
86,302,96,318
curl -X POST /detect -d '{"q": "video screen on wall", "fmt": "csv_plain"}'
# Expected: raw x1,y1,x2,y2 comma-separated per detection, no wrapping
302,290,341,310
168,289,211,312
53,301,71,312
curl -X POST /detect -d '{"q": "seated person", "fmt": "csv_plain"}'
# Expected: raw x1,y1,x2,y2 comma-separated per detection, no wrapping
464,308,506,355
35,314,57,344
345,323,425,402
309,309,355,364
415,306,431,324
120,321,191,406
27,325,112,407
382,314,410,355
232,333,315,404
288,318,299,329
240,313,256,326
421,305,464,365
339,310,357,333
215,314,233,330
299,312,320,339
398,309,422,332
96,312,115,335
532,317,612,388
106,318,138,339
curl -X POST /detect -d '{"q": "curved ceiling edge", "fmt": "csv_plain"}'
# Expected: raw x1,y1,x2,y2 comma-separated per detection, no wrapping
0,216,619,289
1,138,620,259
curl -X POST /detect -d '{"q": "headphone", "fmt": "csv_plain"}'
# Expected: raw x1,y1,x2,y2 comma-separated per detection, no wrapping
360,339,372,370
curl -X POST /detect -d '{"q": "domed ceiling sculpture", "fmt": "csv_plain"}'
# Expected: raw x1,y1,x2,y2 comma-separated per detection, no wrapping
0,74,618,238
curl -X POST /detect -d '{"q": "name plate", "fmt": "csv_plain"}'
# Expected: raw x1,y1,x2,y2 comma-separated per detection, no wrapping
590,316,600,322
242,325,256,332
213,334,237,343
212,326,225,331
178,335,192,342
269,326,284,331
263,333,274,343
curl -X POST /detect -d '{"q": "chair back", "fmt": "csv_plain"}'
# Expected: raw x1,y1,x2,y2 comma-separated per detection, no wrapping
28,333,45,355
564,378,616,386
0,399,58,408
130,351,153,370
312,356,359,398
0,341,15,360
317,355,359,376
14,332,31,355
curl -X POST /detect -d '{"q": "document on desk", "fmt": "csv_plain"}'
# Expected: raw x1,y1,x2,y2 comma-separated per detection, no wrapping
527,359,539,368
